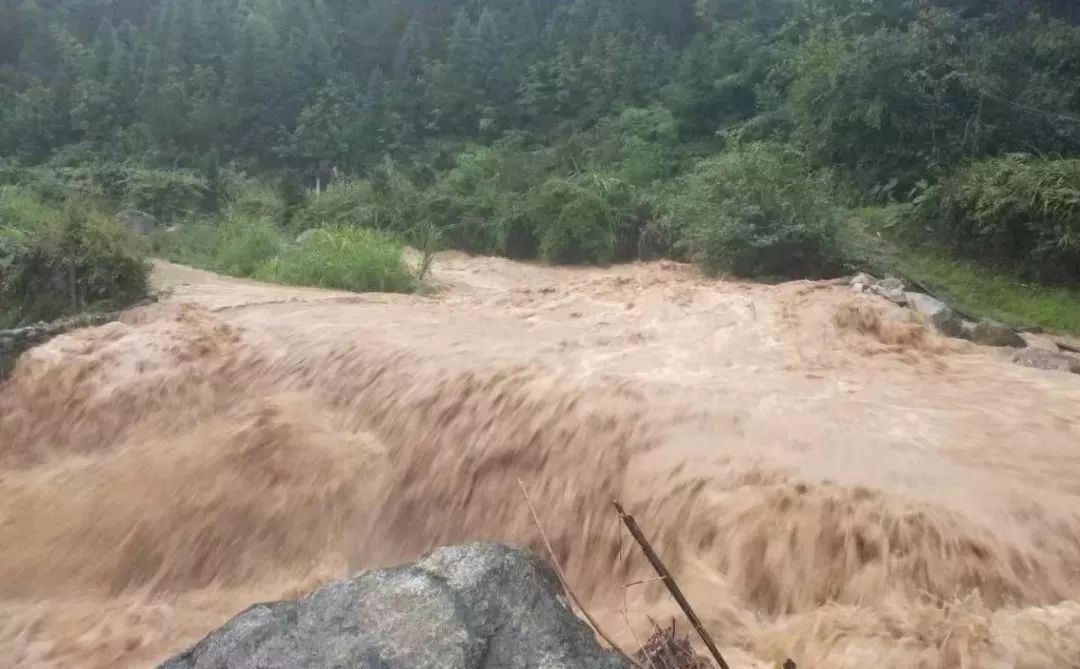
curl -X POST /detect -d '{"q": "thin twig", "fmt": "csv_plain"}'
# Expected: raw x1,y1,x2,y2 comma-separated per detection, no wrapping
613,501,732,669
624,576,668,588
517,480,647,669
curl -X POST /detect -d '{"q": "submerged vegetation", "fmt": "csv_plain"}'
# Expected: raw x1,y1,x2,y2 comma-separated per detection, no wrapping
2,0,1079,329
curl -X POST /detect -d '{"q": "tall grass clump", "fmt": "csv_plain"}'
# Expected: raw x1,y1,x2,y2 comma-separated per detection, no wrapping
667,143,847,278
257,227,414,293
210,215,284,277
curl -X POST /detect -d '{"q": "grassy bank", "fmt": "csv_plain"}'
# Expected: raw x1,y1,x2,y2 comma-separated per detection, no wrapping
896,250,1080,335
154,216,417,294
845,207,1080,336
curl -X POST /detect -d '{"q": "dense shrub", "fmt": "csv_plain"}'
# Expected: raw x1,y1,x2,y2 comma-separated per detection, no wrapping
789,13,1080,193
529,179,615,265
224,177,289,223
292,178,372,230
1,189,148,325
210,215,284,277
421,148,504,254
911,155,1080,284
586,106,681,184
257,227,414,293
121,168,210,221
667,144,846,278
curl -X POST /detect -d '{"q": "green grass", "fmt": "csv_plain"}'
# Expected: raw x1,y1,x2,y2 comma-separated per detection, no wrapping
158,218,415,294
896,250,1080,334
212,216,283,277
256,227,414,293
845,206,1080,335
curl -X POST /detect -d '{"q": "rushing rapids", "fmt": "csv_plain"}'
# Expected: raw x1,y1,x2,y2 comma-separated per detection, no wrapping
2,255,1079,668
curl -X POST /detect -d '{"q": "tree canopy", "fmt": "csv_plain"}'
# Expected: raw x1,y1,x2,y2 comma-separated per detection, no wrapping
2,0,1078,187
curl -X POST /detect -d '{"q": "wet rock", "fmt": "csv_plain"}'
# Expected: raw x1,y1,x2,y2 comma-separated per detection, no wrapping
1,313,119,375
159,543,628,669
869,283,907,306
1020,332,1060,351
905,292,964,338
850,274,906,305
118,209,158,235
849,273,876,291
969,319,1025,348
1012,348,1080,374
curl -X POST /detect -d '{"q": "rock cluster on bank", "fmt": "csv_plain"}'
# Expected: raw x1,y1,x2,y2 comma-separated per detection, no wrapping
0,313,118,374
159,543,629,669
849,273,1080,375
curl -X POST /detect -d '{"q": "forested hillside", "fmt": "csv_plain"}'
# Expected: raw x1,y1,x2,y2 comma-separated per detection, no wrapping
3,0,1080,328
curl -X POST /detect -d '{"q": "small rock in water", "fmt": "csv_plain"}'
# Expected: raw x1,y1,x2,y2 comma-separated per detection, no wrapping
969,319,1025,348
1012,348,1080,374
904,292,964,338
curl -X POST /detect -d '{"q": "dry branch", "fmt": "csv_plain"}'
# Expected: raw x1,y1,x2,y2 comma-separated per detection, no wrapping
613,501,732,669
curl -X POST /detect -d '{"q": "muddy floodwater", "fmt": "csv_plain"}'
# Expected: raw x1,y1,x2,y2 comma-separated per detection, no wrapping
2,255,1079,667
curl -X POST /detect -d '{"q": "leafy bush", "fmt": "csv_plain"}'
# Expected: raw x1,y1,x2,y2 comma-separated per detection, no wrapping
121,168,210,221
224,176,289,223
210,215,284,277
1,190,148,325
667,144,846,278
494,206,538,259
529,179,615,265
292,178,372,230
586,106,681,184
911,155,1080,285
257,227,414,293
0,185,64,231
421,149,502,253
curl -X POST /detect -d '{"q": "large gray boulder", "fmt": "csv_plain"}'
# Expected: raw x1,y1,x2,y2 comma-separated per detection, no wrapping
159,543,628,669
905,292,964,337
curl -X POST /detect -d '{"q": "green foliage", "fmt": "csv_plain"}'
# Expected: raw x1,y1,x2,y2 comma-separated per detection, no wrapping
529,179,614,265
896,248,1080,335
210,216,284,277
911,155,1080,285
0,189,149,325
257,228,414,293
225,176,288,223
121,168,209,221
667,144,846,278
293,179,371,230
3,0,1080,290
152,222,221,268
788,11,1080,192
409,220,443,282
